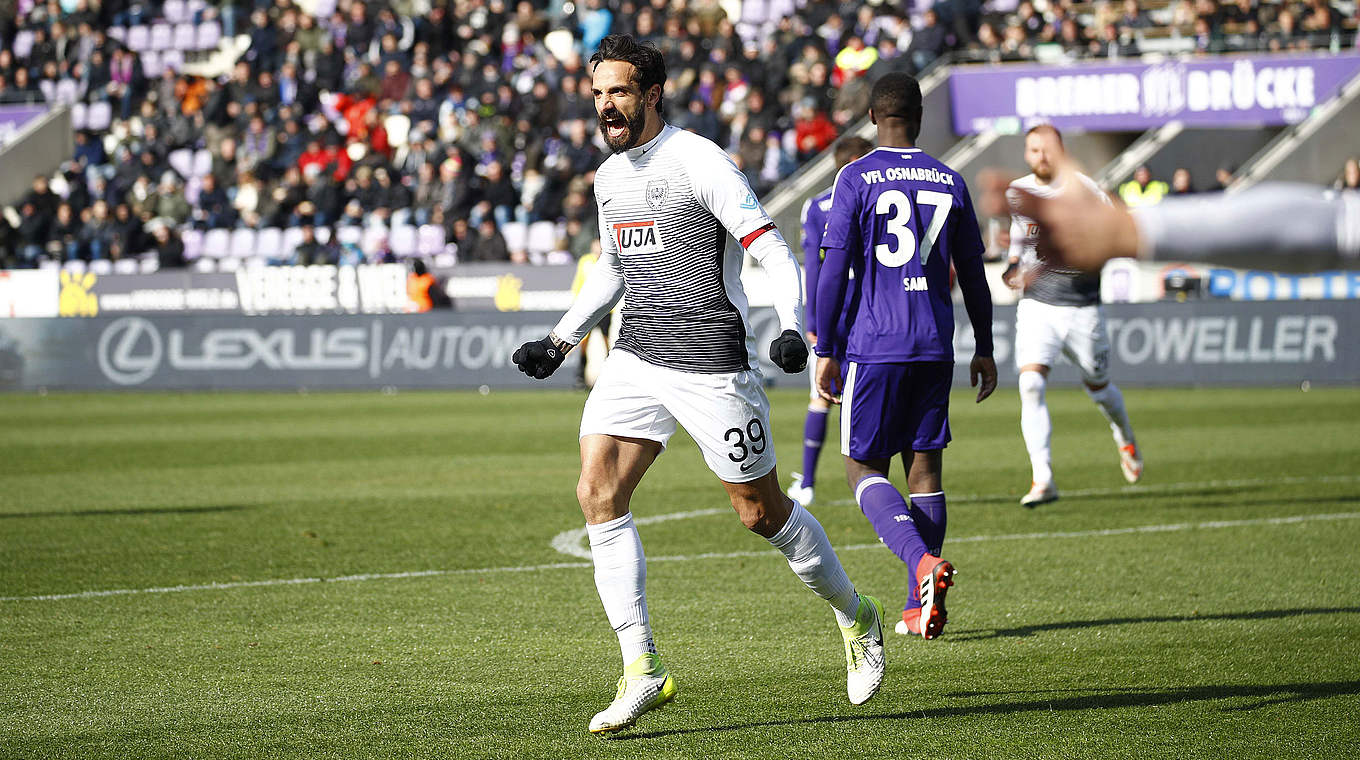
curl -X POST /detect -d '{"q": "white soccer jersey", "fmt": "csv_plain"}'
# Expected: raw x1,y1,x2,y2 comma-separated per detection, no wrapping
1007,172,1108,307
554,124,802,373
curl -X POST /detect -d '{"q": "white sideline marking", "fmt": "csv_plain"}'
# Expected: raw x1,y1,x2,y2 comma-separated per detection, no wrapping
550,508,730,560
825,473,1360,508
6,510,1359,603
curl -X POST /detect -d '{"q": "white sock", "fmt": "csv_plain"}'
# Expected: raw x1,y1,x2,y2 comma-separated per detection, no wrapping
586,513,654,666
1087,383,1136,447
767,502,861,627
1018,370,1054,485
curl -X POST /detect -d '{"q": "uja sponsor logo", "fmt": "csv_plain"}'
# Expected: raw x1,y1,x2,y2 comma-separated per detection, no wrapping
95,317,553,385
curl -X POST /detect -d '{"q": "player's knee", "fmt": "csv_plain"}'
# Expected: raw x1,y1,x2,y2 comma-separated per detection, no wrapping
739,507,778,535
1018,370,1047,403
733,492,789,537
576,477,623,518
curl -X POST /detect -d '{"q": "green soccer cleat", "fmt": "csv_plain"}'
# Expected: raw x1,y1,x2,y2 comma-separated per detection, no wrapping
839,594,886,705
588,652,677,735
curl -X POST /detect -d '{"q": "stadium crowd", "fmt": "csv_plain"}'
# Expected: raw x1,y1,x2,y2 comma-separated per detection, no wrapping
0,0,1356,269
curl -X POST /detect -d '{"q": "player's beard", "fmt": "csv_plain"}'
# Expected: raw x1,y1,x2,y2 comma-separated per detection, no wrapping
598,102,647,154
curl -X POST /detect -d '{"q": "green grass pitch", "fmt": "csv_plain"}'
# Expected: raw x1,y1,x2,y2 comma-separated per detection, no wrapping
2,385,1359,759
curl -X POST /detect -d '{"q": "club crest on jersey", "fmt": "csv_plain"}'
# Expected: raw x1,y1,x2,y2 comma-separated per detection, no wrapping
645,179,669,210
613,221,664,255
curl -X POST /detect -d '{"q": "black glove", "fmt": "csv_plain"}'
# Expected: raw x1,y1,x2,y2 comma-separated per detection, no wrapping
769,329,808,373
512,336,567,379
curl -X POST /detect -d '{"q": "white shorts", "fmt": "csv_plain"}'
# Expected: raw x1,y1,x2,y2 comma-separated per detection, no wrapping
1014,299,1111,385
580,349,777,483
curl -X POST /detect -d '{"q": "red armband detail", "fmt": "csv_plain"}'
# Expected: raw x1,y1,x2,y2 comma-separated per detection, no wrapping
740,223,776,249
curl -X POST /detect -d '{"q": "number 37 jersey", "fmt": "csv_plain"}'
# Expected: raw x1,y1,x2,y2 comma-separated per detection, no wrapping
819,147,985,364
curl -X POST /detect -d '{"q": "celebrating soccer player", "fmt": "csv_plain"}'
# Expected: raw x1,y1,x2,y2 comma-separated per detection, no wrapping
813,73,997,639
1002,125,1143,508
788,135,874,508
512,34,887,735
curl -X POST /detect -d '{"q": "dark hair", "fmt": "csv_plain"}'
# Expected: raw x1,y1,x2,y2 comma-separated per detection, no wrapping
590,34,668,117
1025,123,1063,145
870,73,923,141
834,136,874,168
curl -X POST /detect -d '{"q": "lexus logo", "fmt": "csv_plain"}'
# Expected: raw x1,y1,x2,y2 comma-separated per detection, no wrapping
97,317,162,385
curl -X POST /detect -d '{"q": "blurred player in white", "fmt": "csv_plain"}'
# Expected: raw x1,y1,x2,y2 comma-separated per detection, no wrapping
1004,125,1142,507
981,170,1360,274
511,34,886,735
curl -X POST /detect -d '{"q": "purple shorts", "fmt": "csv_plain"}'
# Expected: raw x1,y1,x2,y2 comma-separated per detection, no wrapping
841,361,952,460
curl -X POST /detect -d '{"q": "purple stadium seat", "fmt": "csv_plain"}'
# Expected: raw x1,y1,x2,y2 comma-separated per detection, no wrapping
390,224,418,257
173,23,196,50
314,227,331,244
141,51,162,78
181,228,204,260
312,0,338,19
229,228,257,258
527,221,560,256
71,102,88,130
12,30,34,60
281,226,304,258
150,23,173,52
113,258,140,274
417,224,445,257
256,227,284,259
107,26,127,43
196,21,221,49
54,78,80,104
184,176,202,205
160,49,184,72
202,228,230,258
39,79,55,102
169,148,194,178
360,225,388,256
139,256,160,274
126,25,150,52
85,102,112,131
193,258,217,273
90,259,113,275
192,148,212,177
501,221,527,255
336,226,362,249
162,0,188,24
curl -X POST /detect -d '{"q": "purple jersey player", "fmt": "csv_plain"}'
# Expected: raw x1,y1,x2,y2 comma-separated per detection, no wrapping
814,73,998,640
787,136,873,510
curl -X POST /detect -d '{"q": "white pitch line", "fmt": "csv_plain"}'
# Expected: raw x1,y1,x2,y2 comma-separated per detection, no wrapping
5,510,1359,603
550,507,731,560
822,473,1360,508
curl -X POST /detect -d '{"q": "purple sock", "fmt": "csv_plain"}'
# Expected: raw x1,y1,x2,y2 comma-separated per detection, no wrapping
909,492,947,556
855,475,929,584
906,491,947,610
800,408,828,488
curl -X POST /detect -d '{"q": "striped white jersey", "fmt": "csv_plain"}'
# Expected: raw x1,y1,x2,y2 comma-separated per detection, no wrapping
554,124,802,373
1007,171,1108,307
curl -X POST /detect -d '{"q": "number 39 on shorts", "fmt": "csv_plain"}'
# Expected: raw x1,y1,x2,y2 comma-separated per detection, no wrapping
724,418,767,464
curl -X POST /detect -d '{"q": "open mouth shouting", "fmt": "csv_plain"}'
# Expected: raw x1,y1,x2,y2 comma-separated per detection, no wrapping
599,105,644,153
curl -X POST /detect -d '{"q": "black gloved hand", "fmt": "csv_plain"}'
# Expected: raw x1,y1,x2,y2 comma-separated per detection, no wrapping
769,329,808,373
512,336,567,379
